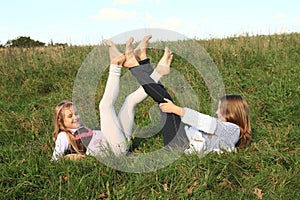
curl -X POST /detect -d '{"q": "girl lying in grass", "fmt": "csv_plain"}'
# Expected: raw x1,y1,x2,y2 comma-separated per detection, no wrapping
51,35,175,161
124,36,252,154
159,94,252,153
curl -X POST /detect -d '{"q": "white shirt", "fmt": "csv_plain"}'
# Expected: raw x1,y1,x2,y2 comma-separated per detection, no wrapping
181,108,240,154
51,129,105,161
51,131,69,161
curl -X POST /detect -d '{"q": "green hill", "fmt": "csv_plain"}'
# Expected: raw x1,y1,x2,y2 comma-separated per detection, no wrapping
1,33,299,199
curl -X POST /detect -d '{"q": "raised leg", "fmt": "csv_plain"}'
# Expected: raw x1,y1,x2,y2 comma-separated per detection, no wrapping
124,38,189,148
99,40,127,155
118,35,164,140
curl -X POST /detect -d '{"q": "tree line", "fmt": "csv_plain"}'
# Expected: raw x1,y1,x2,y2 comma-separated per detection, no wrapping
0,36,68,48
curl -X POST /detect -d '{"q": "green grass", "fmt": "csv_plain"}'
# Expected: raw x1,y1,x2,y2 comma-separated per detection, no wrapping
1,33,299,199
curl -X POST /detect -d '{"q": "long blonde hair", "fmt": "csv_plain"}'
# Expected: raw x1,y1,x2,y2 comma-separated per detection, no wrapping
53,101,81,153
219,94,252,148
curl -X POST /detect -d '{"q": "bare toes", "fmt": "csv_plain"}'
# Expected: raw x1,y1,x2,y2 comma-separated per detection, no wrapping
103,39,125,65
125,37,134,54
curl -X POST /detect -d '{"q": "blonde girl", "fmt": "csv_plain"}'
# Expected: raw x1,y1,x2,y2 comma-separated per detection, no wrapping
51,35,172,160
52,101,96,160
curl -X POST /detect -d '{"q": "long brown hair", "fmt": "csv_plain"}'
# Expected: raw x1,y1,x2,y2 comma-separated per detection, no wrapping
53,101,81,153
219,94,252,148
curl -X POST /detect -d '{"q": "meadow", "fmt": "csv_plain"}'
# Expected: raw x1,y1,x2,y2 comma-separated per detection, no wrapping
1,33,299,199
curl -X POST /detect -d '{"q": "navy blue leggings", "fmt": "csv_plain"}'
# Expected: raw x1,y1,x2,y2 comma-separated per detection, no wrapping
130,59,189,148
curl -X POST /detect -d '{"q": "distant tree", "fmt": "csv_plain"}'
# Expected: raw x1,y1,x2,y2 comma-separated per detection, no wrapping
53,42,68,47
48,39,54,46
5,40,12,47
48,39,68,47
6,36,45,48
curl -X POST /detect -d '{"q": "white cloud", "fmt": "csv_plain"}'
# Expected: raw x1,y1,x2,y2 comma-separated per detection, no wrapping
92,8,137,20
293,18,300,25
275,13,285,20
150,17,184,31
146,12,153,21
201,19,209,25
114,0,141,4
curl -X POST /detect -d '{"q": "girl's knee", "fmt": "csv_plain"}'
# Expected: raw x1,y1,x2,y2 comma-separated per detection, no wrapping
123,94,136,108
99,99,112,112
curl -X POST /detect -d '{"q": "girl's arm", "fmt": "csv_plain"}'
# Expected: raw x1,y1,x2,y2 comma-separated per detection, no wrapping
51,132,69,161
160,98,217,134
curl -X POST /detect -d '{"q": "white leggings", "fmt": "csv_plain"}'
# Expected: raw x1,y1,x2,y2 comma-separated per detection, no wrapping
99,64,161,155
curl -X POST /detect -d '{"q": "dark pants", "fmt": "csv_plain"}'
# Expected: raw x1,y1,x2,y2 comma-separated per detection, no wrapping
130,59,189,149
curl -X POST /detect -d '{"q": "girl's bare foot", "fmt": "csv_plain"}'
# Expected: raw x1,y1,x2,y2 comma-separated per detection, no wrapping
103,39,126,65
155,47,172,76
134,35,152,61
123,37,139,68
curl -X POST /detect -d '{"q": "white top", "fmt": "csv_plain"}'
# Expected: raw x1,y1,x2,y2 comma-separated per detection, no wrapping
51,129,105,161
51,131,70,161
181,108,240,154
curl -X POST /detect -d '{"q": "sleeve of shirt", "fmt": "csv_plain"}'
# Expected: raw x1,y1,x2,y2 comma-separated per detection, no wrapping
181,107,217,134
214,120,240,146
51,132,69,161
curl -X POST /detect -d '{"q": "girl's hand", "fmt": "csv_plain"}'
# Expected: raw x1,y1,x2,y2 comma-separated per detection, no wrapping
159,98,175,113
64,153,86,161
159,98,185,116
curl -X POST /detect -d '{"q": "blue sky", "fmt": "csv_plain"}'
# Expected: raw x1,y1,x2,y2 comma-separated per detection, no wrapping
1,0,299,45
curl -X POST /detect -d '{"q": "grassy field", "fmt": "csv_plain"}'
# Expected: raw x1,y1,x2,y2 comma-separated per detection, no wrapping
1,33,299,199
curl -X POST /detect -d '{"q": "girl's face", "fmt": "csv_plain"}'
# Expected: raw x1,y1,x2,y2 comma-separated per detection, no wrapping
62,105,81,129
216,101,226,122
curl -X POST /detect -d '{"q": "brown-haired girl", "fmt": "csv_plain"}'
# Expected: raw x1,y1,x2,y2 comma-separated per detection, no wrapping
122,36,252,154
159,94,252,153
